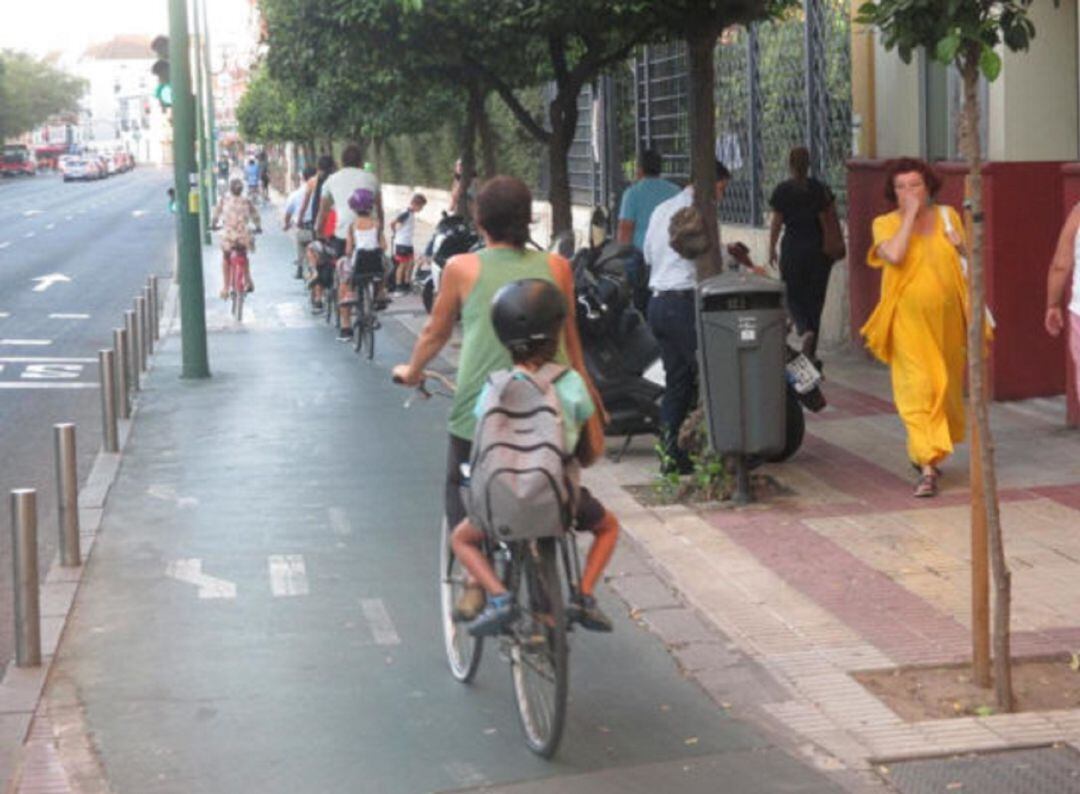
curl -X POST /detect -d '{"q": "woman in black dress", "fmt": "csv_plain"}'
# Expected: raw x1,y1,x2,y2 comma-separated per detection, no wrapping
768,146,836,359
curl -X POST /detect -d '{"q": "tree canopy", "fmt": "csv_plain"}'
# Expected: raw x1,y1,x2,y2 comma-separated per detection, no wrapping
0,50,86,140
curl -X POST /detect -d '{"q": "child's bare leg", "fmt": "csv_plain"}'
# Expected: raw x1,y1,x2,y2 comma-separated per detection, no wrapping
580,510,619,596
450,520,506,596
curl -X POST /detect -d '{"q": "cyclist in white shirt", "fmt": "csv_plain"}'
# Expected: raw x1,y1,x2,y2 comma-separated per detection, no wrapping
390,193,426,293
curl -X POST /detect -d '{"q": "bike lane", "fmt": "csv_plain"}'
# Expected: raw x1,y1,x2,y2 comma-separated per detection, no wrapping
9,216,849,793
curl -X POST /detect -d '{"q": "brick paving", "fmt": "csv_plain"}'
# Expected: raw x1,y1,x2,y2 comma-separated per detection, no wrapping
584,349,1080,773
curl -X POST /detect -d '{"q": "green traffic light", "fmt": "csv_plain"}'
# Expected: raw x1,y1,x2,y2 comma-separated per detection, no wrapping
155,83,173,108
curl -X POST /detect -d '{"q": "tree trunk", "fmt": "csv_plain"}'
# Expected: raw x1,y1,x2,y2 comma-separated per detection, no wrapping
547,87,579,237
687,29,722,280
459,80,483,219
372,136,383,182
961,59,1013,712
477,95,498,180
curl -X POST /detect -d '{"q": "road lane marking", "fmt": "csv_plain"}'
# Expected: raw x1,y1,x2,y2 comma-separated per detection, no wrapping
24,232,35,239
45,223,55,230
0,339,52,346
49,313,90,320
0,382,98,389
32,274,71,292
0,312,9,318
132,210,147,218
165,559,237,599
147,484,198,509
0,243,10,250
360,598,401,646
268,555,309,597
23,210,43,217
22,363,82,379
0,356,94,363
64,215,73,221
328,507,352,536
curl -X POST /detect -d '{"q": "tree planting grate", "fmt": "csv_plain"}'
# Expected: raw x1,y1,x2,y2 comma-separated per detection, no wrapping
883,745,1080,794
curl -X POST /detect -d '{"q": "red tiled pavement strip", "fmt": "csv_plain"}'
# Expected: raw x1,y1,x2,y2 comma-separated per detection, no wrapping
806,381,897,422
14,715,73,794
706,432,1080,667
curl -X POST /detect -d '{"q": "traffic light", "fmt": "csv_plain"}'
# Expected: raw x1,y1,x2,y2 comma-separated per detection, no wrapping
150,35,172,109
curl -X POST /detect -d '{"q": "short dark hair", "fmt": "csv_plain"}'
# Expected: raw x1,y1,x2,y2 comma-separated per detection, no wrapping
715,160,731,182
317,155,335,173
511,336,558,366
788,146,810,180
639,148,663,177
883,157,942,203
302,165,316,180
475,176,532,248
341,144,363,168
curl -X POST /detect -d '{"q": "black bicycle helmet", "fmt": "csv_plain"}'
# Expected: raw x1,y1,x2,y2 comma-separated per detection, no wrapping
490,278,567,353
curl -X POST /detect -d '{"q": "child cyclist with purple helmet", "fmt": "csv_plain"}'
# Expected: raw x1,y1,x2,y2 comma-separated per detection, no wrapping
339,187,387,340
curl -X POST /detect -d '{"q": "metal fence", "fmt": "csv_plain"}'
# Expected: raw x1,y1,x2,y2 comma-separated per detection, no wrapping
565,0,852,228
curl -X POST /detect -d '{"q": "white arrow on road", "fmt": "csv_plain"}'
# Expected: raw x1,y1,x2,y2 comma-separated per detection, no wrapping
23,210,43,217
165,559,237,599
132,210,147,218
32,274,71,292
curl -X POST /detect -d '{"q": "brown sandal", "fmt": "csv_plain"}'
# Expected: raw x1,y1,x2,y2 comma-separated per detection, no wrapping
913,472,939,498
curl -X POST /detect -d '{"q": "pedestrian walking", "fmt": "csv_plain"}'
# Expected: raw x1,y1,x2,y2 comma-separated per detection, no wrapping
768,146,839,360
617,148,680,311
643,160,731,475
1046,201,1080,401
861,158,982,498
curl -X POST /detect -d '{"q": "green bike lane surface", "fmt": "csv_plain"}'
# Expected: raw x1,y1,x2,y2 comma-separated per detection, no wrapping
41,222,844,793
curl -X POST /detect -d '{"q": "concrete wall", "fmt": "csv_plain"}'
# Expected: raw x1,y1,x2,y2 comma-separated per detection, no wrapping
873,44,922,158
987,1,1078,161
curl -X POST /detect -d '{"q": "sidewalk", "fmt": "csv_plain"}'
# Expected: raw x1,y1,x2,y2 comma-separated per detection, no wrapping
580,350,1080,787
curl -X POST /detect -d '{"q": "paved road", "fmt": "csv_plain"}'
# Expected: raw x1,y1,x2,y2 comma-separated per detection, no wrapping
0,169,174,668
43,219,847,793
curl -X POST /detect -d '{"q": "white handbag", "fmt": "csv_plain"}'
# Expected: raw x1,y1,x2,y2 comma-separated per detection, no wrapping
939,205,996,329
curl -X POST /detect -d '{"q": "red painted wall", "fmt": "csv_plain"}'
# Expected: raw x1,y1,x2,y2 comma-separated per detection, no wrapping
1061,164,1080,426
847,159,1068,404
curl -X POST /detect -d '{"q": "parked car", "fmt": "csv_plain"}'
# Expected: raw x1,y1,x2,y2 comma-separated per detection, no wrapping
58,154,80,176
62,158,96,182
1,145,37,177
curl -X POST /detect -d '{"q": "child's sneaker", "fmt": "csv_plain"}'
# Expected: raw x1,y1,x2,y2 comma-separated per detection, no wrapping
452,583,485,622
467,593,517,637
566,593,613,633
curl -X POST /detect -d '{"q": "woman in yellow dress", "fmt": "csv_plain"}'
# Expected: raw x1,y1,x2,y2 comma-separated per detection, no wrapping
861,158,973,498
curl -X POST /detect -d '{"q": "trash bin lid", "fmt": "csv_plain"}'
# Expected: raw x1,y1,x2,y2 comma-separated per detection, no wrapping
698,270,786,299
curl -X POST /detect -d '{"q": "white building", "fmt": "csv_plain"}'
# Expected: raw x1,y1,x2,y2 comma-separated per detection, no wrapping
75,35,169,164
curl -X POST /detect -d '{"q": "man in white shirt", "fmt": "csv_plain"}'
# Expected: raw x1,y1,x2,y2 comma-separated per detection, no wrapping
283,165,316,278
643,160,731,474
314,143,383,265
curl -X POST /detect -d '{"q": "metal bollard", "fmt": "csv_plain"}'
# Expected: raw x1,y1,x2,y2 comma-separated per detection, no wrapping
143,285,155,356
149,275,160,342
113,328,131,419
125,310,140,392
135,296,148,373
98,349,119,452
11,489,41,667
54,424,80,567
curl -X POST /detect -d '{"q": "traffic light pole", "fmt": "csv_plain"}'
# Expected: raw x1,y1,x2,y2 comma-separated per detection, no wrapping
169,0,210,378
198,0,218,205
192,0,211,245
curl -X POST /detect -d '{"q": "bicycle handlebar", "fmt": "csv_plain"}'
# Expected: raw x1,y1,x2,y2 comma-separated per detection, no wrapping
394,369,455,407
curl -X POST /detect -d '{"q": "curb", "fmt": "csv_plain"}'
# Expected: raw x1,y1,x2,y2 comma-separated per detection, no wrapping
0,270,180,794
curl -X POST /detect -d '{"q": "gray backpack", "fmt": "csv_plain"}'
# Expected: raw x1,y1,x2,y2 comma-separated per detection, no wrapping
468,363,576,542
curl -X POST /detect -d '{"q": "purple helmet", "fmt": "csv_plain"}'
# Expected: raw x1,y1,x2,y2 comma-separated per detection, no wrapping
347,187,375,214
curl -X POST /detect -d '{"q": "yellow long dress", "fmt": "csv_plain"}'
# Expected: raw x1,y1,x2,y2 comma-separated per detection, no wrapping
861,206,970,467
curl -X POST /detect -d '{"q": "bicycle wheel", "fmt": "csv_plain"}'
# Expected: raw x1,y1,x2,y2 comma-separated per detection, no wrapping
439,517,483,683
351,290,365,354
362,281,376,360
234,289,244,323
508,538,568,758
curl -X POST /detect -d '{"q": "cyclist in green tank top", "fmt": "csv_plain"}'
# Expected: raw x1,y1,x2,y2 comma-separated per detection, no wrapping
393,176,620,632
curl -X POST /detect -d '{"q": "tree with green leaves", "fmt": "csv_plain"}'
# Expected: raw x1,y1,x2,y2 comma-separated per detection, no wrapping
856,0,1060,712
0,50,86,140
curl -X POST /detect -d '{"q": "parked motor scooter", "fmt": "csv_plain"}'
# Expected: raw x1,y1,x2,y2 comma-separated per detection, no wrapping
420,213,482,314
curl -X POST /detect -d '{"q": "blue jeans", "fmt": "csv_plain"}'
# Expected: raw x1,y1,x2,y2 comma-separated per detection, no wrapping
647,291,698,462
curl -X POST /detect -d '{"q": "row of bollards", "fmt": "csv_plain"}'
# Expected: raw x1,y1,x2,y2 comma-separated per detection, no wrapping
11,276,160,668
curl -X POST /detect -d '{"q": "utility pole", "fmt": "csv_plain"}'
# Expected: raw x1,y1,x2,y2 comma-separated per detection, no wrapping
169,0,210,378
192,0,211,245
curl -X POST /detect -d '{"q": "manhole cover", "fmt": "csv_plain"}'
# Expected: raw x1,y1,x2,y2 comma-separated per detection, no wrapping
883,745,1080,794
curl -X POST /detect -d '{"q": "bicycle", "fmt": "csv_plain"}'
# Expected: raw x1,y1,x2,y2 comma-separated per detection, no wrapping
226,244,249,322
350,271,379,359
396,370,580,758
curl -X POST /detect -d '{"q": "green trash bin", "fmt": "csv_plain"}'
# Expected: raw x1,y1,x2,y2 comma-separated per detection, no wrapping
696,271,787,457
